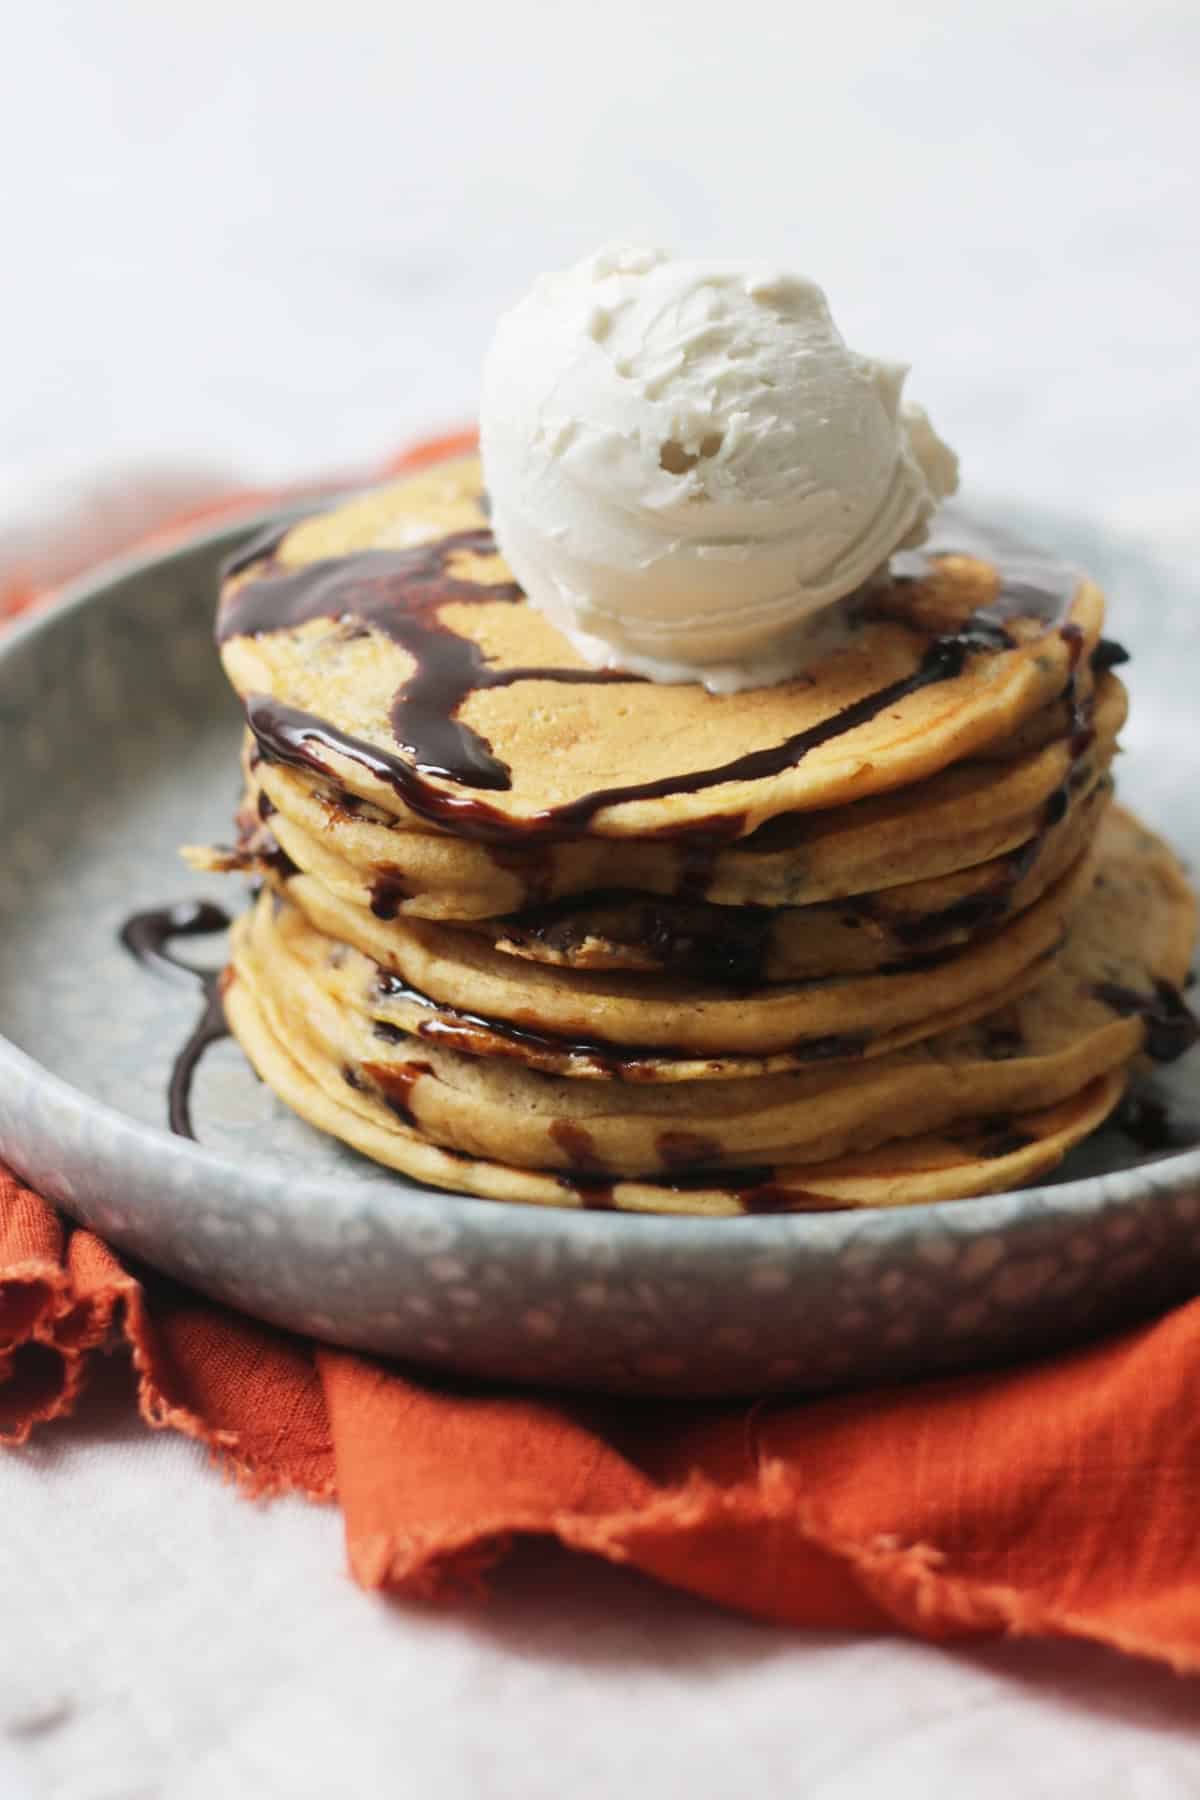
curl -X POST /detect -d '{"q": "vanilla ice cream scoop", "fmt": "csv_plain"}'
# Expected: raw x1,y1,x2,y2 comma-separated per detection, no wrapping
480,246,959,691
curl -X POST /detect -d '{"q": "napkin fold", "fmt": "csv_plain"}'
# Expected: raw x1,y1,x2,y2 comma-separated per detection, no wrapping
3,437,1199,1675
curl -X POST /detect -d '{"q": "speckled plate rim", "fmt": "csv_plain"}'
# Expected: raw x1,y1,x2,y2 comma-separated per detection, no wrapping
1,508,1198,1392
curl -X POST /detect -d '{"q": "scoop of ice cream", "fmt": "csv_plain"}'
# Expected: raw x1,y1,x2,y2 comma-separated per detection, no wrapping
480,246,959,691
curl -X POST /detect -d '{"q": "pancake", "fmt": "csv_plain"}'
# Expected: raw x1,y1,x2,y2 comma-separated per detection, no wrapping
217,456,1107,843
465,775,1111,981
234,905,1110,1172
224,970,1127,1214
204,673,1124,921
257,885,1052,1082
224,808,1193,1205
223,972,1129,1224
266,842,1096,1059
226,811,1192,1182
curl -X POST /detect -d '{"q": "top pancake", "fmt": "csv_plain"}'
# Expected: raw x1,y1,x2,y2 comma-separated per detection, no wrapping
218,456,1106,843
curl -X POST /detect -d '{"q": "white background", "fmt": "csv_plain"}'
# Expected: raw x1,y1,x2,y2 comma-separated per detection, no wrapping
2,2,1200,1793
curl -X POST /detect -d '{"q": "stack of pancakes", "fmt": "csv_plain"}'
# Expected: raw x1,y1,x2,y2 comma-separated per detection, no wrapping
193,456,1198,1215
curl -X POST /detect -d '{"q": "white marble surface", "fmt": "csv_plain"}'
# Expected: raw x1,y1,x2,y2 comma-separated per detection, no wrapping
2,1,1200,1794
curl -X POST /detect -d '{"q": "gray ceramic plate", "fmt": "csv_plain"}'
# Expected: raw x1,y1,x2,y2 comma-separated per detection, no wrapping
1,508,1199,1396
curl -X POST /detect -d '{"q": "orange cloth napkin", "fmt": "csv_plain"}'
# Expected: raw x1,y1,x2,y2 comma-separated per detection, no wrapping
3,436,1200,1675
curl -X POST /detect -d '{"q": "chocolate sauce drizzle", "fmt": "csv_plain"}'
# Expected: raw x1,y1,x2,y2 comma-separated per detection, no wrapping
369,967,871,1071
975,1120,1035,1159
1113,1089,1195,1154
118,901,233,1137
245,637,985,843
502,889,776,989
232,803,298,884
549,1120,609,1172
498,755,1103,984
1093,637,1131,674
370,872,409,921
224,506,1091,846
983,1021,1026,1060
361,1058,433,1128
222,529,639,793
549,1150,833,1215
1093,979,1200,1063
558,1175,619,1211
371,969,671,1073
220,513,317,583
638,895,772,988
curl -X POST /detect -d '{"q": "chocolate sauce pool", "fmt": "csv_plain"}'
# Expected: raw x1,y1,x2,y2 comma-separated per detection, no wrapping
119,901,232,1138
221,506,1089,845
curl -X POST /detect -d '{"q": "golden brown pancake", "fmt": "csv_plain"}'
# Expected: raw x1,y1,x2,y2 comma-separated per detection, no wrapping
255,885,1052,1083
458,775,1111,981
217,457,1106,842
264,845,1095,1059
224,971,1127,1214
189,674,1124,921
225,811,1193,1190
